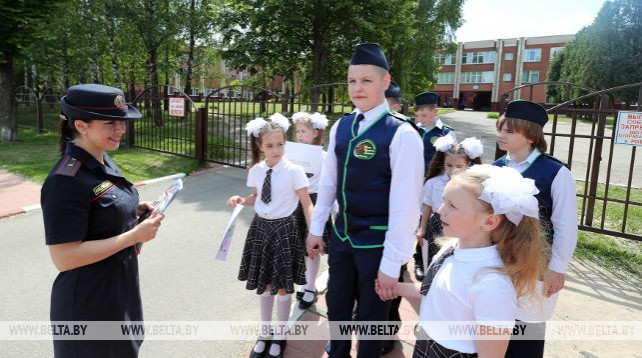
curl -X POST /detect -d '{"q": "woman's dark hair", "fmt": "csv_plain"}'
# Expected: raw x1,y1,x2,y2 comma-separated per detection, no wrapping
58,114,91,155
426,143,483,180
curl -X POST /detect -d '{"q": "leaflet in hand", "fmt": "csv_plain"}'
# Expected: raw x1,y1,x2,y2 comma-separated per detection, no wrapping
135,178,184,254
284,141,323,176
215,204,245,261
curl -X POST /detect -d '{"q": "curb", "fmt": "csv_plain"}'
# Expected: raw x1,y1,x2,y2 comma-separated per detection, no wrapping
1,173,191,220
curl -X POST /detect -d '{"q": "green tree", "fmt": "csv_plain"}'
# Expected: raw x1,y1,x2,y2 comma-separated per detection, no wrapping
550,0,641,102
217,0,464,98
0,0,64,142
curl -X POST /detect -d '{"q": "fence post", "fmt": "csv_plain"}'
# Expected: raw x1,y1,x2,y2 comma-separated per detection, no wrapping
35,89,43,133
195,107,207,162
584,93,608,226
126,118,134,148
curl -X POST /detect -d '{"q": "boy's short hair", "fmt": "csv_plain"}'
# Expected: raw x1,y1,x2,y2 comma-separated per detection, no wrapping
497,116,548,153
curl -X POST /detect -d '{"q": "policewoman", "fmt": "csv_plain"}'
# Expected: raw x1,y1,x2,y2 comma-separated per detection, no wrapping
41,84,164,357
307,43,424,357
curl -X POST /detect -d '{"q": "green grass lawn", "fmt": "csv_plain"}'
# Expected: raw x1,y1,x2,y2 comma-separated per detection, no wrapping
0,128,209,184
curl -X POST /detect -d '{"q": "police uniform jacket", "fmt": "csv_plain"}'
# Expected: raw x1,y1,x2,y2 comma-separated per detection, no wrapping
41,142,142,355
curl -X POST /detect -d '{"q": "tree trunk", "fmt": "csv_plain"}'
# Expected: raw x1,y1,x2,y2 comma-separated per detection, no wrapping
0,59,18,142
184,0,196,96
149,48,163,127
105,3,121,88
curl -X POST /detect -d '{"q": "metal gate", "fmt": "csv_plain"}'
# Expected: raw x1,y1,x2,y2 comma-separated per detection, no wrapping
15,86,66,132
499,82,642,241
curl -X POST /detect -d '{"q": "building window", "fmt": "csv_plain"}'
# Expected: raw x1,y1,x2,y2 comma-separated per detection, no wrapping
462,51,496,64
521,70,540,83
434,54,454,65
550,47,564,59
502,73,512,82
523,48,542,62
461,71,494,83
505,52,514,61
436,72,455,84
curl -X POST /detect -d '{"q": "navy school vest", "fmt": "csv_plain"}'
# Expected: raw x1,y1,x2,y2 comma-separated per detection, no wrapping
493,153,566,244
420,124,454,170
334,110,406,248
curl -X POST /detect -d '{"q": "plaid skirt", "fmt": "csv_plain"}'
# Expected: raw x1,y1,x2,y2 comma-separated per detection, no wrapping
414,325,478,358
238,214,307,295
293,193,332,254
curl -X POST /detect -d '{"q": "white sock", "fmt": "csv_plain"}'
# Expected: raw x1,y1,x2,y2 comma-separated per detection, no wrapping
302,256,320,302
275,294,291,339
254,292,274,353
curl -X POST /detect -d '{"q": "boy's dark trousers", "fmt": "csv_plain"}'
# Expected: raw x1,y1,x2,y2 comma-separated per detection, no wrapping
504,320,546,358
326,233,392,358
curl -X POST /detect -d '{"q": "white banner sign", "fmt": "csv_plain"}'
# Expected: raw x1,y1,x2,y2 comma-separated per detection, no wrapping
615,111,642,146
169,97,185,117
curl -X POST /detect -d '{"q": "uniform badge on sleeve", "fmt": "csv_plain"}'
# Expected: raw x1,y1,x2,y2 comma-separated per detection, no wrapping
353,139,377,160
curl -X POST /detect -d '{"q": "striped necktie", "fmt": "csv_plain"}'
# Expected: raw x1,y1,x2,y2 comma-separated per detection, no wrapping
420,245,455,295
261,169,272,204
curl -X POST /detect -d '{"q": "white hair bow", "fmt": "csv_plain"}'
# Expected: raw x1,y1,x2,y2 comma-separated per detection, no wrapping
461,137,484,159
467,164,540,226
245,117,268,137
269,113,291,132
434,135,456,152
309,112,328,130
291,112,308,122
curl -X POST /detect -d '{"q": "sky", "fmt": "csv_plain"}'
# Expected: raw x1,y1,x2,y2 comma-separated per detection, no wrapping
454,0,608,42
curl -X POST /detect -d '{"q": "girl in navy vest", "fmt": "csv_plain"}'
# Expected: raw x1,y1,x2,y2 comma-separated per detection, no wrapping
383,165,549,357
416,136,483,271
494,100,578,358
227,113,313,358
290,112,334,310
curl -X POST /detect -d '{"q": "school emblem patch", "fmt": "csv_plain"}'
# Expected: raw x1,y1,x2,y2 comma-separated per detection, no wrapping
429,136,439,144
353,139,376,160
93,180,114,196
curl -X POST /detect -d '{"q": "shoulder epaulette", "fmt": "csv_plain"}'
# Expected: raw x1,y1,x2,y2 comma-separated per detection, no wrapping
53,155,82,177
387,109,422,135
541,153,569,168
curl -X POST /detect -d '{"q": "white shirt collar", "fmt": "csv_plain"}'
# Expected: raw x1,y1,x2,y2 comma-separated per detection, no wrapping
506,148,541,166
259,157,287,173
355,101,389,125
453,242,501,263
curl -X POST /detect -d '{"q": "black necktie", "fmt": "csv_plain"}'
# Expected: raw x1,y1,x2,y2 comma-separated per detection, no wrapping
261,169,272,204
420,245,455,295
352,113,365,133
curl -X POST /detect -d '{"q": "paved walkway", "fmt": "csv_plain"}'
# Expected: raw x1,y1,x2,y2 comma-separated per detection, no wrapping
0,169,42,218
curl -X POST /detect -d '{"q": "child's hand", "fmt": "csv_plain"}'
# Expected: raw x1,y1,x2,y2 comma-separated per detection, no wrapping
227,195,244,208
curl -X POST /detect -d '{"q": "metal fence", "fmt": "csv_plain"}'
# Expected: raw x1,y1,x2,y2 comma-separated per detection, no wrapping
500,82,642,241
15,82,641,241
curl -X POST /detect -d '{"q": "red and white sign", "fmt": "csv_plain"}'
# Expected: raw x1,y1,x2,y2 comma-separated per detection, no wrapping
615,111,642,146
169,97,185,117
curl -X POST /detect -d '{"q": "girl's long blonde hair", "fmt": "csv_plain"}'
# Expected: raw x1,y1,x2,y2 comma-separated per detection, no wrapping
452,171,550,298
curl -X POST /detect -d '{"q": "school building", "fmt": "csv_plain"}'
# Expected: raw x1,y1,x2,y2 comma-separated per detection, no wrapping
433,34,575,111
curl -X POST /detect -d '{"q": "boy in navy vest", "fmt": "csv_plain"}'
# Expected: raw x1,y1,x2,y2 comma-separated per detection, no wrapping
307,43,424,357
412,91,456,281
494,99,578,358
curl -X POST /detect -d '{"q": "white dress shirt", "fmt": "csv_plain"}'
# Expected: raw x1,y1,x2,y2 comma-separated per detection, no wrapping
504,148,578,273
310,101,424,277
248,158,309,219
422,172,450,210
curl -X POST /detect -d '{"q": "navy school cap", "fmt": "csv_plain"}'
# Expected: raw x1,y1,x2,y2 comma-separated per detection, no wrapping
385,81,401,98
504,99,548,127
350,43,389,70
61,84,141,120
414,91,439,106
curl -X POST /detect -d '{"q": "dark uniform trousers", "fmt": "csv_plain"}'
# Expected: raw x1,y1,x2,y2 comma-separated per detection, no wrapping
505,320,546,358
326,232,392,358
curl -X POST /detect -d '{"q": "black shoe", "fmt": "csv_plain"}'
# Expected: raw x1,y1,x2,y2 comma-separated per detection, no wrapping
266,339,287,358
414,264,425,281
298,289,318,310
400,263,408,272
295,290,304,301
381,338,396,355
249,335,272,358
